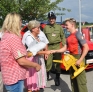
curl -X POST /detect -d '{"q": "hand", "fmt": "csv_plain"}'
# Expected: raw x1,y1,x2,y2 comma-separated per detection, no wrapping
46,50,52,55
50,50,57,53
44,54,48,60
75,60,82,67
35,64,41,71
27,51,33,57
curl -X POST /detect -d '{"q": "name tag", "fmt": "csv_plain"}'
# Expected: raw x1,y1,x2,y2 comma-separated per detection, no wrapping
52,33,56,36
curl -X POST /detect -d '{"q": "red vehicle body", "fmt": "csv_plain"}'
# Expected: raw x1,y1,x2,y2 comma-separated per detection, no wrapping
21,24,93,70
82,28,93,70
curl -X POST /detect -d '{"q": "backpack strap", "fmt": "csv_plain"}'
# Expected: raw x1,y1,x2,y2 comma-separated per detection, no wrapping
75,31,83,49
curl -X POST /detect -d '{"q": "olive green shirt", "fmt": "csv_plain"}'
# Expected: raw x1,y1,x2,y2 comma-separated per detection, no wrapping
43,23,66,46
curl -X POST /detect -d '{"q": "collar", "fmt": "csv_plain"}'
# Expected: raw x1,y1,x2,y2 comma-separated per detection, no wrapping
49,23,57,28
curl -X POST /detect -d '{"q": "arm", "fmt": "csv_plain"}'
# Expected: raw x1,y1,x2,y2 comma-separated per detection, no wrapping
40,29,49,60
43,44,48,51
75,31,89,66
27,49,51,57
27,44,50,57
37,50,51,55
79,43,89,61
43,45,49,59
10,35,41,71
51,45,67,53
17,56,41,71
27,42,46,56
76,43,89,66
40,45,49,60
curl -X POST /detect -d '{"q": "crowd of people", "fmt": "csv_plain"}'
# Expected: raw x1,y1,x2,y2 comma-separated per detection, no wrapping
0,12,89,92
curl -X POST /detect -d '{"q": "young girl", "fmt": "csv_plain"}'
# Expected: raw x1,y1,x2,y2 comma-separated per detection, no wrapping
52,18,89,92
22,20,50,92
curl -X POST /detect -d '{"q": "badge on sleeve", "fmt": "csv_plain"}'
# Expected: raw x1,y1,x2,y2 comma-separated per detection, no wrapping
17,50,23,58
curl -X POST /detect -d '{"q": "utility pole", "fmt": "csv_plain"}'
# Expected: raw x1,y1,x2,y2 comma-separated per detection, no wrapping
61,16,62,23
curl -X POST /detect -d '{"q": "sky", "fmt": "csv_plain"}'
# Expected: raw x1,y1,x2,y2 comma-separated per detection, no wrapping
52,0,93,23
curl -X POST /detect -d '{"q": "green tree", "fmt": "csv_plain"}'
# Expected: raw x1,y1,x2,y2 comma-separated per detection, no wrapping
0,0,69,26
0,0,20,26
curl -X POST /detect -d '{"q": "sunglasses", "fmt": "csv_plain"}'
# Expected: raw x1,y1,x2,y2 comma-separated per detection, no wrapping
65,18,76,22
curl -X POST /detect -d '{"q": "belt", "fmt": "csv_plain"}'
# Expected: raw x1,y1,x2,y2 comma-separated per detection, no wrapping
48,42,60,45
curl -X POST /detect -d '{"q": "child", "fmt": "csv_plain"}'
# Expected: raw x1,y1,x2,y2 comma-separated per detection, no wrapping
52,18,89,92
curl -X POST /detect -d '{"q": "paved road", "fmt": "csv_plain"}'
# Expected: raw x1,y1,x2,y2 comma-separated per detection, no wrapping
4,69,93,92
41,69,93,92
41,71,71,92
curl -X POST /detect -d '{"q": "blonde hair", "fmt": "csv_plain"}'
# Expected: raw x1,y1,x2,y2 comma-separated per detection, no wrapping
28,20,40,30
65,18,76,28
1,12,21,36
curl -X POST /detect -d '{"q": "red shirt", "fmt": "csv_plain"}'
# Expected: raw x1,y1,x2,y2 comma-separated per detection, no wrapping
66,31,86,54
0,32,27,85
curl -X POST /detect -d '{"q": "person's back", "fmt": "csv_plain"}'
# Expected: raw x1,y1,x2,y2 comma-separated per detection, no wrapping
0,32,27,85
0,13,41,92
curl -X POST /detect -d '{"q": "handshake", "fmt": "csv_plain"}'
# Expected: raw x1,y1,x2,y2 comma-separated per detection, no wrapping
26,41,66,58
27,50,56,57
27,50,57,57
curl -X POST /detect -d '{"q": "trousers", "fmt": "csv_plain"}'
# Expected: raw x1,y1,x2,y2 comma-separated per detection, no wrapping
69,54,88,92
5,80,24,92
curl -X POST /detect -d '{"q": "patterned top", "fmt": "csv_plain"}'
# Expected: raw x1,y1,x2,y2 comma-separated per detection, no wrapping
0,32,27,85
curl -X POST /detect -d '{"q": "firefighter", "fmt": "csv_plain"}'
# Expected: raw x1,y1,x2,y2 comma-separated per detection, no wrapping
43,12,66,86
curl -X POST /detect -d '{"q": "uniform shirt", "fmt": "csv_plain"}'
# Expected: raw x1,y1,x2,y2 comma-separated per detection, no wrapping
43,23,66,46
66,31,86,54
0,32,27,85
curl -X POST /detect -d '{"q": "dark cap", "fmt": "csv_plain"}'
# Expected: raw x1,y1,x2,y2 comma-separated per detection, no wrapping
48,12,56,19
